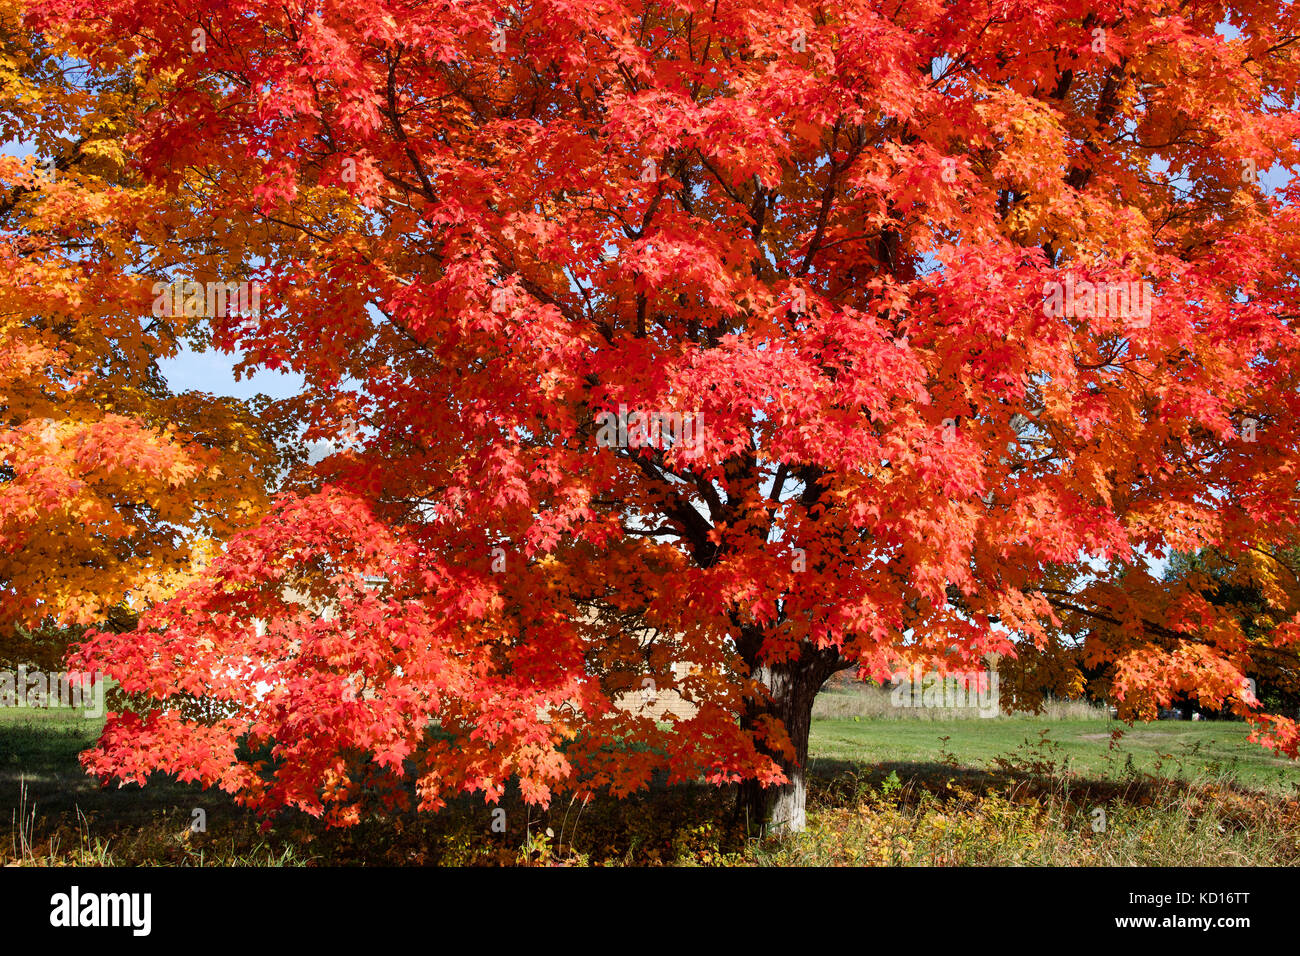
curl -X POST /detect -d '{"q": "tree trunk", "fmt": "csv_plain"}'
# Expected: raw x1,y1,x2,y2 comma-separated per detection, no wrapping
736,657,830,836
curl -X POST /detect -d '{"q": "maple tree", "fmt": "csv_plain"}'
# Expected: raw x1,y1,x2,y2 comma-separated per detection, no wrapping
23,0,1300,832
0,0,286,663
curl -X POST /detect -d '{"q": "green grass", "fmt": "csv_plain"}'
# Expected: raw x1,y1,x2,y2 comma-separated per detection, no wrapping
810,717,1300,795
2,701,1299,865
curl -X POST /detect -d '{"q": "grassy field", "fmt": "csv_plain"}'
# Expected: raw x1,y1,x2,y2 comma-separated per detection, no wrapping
811,717,1300,793
3,698,1299,865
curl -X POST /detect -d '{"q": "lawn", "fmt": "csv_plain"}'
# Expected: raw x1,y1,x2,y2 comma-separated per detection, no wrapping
810,717,1300,795
3,699,1299,865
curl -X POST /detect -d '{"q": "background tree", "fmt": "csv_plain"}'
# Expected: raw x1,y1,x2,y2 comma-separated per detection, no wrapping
1157,547,1300,718
0,0,288,662
35,0,1300,832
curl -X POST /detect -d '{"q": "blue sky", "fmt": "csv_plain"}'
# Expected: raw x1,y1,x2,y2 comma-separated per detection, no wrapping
159,344,305,401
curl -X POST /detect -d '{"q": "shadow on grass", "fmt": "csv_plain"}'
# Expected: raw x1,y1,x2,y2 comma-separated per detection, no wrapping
808,756,1228,802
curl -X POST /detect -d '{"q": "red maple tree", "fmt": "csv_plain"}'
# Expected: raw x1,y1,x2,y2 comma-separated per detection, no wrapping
28,0,1300,831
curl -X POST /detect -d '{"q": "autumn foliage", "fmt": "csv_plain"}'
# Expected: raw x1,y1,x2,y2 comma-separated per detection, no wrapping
9,0,1300,828
0,0,285,663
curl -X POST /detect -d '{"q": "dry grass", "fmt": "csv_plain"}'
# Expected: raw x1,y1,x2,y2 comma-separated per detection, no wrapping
751,763,1300,866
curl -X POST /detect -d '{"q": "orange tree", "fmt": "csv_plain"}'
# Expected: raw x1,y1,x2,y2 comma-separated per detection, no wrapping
0,0,286,663
31,0,1300,832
